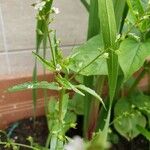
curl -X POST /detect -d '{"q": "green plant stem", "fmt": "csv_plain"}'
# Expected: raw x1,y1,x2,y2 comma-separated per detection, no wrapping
59,89,65,122
45,133,51,148
80,0,90,12
0,142,39,150
47,31,56,67
128,68,147,96
87,76,105,138
83,0,100,139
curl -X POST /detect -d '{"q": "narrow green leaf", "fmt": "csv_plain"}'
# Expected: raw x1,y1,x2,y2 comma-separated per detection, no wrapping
98,0,117,48
32,51,54,71
113,0,127,31
8,81,61,92
98,0,118,102
75,84,105,107
61,94,69,120
126,0,144,16
98,0,118,147
136,125,150,141
80,0,90,12
56,77,85,96
83,0,100,139
87,0,100,39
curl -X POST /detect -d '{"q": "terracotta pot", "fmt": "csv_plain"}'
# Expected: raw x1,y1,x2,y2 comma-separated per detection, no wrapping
0,73,58,129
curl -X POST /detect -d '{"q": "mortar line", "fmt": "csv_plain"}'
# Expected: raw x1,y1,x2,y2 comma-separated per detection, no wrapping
0,43,82,54
0,4,11,74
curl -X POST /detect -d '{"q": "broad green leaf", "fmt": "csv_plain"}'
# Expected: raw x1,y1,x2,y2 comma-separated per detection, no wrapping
130,93,150,125
136,125,150,141
75,84,104,107
131,94,150,113
118,38,150,80
114,98,146,140
69,35,108,76
8,81,61,92
32,51,54,71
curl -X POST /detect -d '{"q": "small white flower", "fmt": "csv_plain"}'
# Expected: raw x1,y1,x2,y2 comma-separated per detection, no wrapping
52,7,60,14
34,1,46,11
56,64,62,72
115,34,121,42
28,85,33,89
103,53,109,59
65,136,84,150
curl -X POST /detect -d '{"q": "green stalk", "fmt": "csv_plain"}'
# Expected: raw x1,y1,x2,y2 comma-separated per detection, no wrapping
83,0,100,139
59,89,65,122
45,133,51,148
87,76,105,138
0,141,39,150
97,0,118,148
80,0,90,12
113,0,127,32
32,0,53,120
47,32,57,67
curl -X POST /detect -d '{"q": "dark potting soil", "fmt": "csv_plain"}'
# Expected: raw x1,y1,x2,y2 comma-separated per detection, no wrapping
0,116,149,150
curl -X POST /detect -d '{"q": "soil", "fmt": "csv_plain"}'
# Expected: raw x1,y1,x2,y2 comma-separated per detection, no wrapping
0,116,149,150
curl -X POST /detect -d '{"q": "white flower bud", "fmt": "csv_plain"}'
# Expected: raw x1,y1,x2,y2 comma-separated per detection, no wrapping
56,64,62,72
34,1,46,11
52,7,60,14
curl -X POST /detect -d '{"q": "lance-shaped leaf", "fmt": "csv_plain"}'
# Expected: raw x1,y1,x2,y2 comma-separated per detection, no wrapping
118,38,150,80
136,125,150,141
56,76,85,96
126,0,144,16
32,51,54,71
75,84,105,107
8,81,61,92
33,0,53,116
97,0,118,147
80,0,90,12
98,0,118,102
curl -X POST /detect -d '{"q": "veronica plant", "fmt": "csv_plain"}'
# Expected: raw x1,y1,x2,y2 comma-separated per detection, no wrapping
7,0,104,149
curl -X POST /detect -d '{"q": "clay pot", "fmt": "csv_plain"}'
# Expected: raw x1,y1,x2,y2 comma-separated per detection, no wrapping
0,70,149,129
0,73,57,129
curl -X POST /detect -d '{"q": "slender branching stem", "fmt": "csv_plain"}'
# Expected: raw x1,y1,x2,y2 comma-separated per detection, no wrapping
47,30,56,67
59,89,65,122
0,142,39,150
